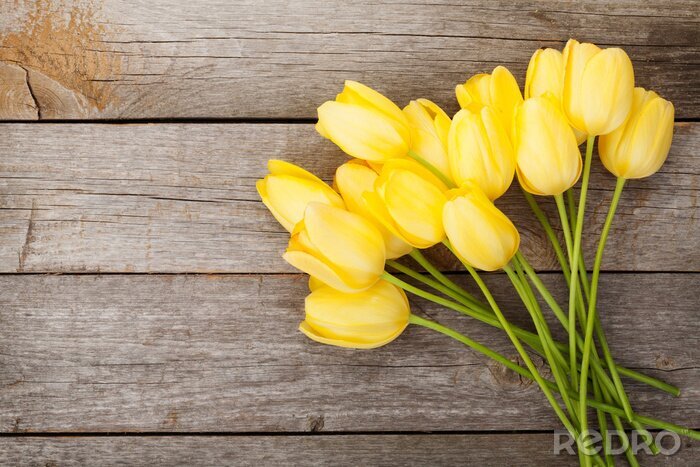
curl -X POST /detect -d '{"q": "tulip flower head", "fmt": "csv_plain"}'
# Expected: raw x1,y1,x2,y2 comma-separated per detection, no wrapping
562,39,635,136
443,183,520,271
256,160,345,232
284,203,386,293
403,98,452,178
299,280,410,349
448,106,515,200
525,48,564,100
455,65,523,135
335,160,413,259
514,95,582,196
598,88,674,179
363,159,449,249
316,80,410,162
525,48,587,145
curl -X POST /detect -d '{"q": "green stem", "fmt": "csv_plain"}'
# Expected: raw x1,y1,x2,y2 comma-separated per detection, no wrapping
381,271,546,353
522,190,570,273
567,189,591,302
407,149,456,189
581,177,632,427
386,260,484,313
505,264,579,426
521,197,680,397
465,264,594,461
408,249,481,307
512,256,569,373
516,252,620,403
555,194,575,265
408,314,700,443
556,191,579,393
592,379,613,466
570,135,595,442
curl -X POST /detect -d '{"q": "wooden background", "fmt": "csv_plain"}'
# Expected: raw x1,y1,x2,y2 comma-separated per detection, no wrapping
0,0,698,464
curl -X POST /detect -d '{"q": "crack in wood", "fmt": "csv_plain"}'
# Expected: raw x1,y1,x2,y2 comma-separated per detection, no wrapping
17,199,37,272
19,65,41,120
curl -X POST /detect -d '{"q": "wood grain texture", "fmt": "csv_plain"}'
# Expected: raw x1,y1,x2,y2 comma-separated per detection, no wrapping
1,434,697,466
1,273,698,433
0,0,697,119
1,122,697,273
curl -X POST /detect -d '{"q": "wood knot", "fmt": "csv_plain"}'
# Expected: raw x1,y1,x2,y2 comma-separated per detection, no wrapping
486,354,547,390
306,414,324,432
655,354,676,370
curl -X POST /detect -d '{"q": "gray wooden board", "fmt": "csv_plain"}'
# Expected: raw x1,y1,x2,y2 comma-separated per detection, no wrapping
0,123,697,273
1,273,697,433
0,0,697,119
0,434,697,466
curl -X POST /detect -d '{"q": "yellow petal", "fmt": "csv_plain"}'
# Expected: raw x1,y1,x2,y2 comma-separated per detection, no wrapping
514,96,582,195
563,39,602,133
303,203,385,290
581,48,635,135
490,66,524,135
317,101,409,161
383,169,447,248
337,80,408,127
525,48,564,100
262,174,345,232
299,280,410,349
283,250,358,293
443,184,519,271
335,161,412,259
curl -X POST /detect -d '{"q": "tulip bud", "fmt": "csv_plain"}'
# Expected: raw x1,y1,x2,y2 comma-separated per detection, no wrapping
514,95,582,196
598,88,674,179
562,39,635,136
455,66,523,135
299,280,410,349
525,47,587,145
403,98,452,177
284,203,386,293
335,160,413,259
256,160,345,232
443,182,520,271
363,159,448,249
316,80,410,162
525,48,564,100
448,107,515,200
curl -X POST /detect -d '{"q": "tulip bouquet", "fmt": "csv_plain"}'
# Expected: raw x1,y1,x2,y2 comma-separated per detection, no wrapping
257,39,696,465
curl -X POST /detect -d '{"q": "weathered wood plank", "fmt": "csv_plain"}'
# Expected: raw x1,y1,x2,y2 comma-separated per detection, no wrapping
0,0,697,119
1,434,697,466
1,123,697,273
1,273,697,433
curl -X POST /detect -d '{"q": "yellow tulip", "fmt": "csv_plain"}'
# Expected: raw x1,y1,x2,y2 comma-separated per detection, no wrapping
284,203,386,293
299,280,410,349
455,66,523,135
256,160,345,232
525,47,587,144
525,48,564,100
335,160,413,259
598,87,674,179
443,182,520,271
316,80,410,162
514,95,582,196
363,159,448,249
562,39,635,136
448,107,515,200
403,98,452,178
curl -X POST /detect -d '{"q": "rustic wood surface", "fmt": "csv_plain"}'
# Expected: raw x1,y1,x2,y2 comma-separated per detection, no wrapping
1,0,699,465
0,122,697,273
1,435,697,466
0,0,697,120
1,274,697,433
